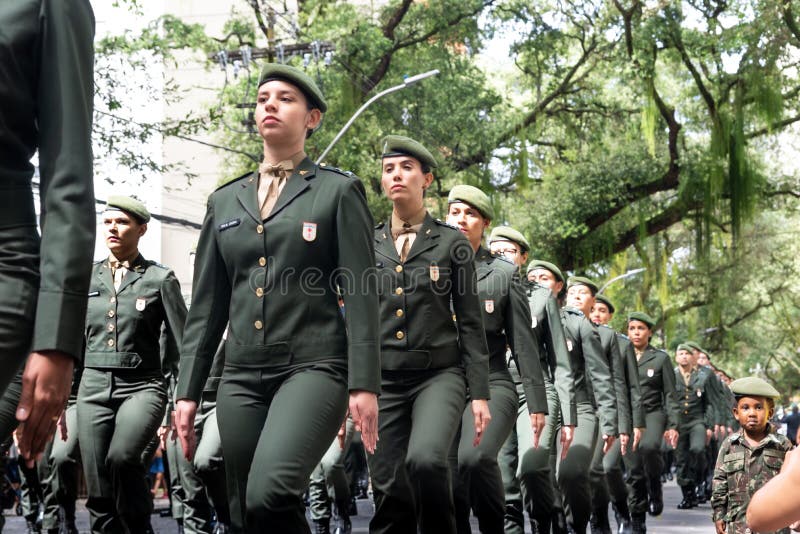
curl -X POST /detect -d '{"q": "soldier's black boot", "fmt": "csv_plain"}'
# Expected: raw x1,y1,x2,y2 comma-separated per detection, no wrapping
646,477,663,516
531,514,551,534
695,481,708,504
613,502,633,534
590,506,613,534
677,485,695,509
314,518,331,534
630,513,647,534
334,500,352,534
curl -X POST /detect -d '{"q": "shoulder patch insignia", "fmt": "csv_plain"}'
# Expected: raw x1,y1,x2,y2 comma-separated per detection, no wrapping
214,171,254,191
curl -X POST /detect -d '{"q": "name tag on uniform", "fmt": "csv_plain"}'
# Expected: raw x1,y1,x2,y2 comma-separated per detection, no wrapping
430,265,440,281
302,222,317,242
88,291,100,297
484,299,494,313
566,339,573,352
218,218,241,231
136,298,146,311
531,316,538,329
647,368,654,377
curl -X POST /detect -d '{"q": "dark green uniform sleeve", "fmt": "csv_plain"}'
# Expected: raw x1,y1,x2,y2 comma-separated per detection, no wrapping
336,180,380,394
161,270,188,375
547,297,577,426
620,336,644,428
507,273,546,414
582,321,617,437
452,239,490,400
703,370,723,427
661,354,679,429
32,0,96,360
608,332,631,435
176,201,232,402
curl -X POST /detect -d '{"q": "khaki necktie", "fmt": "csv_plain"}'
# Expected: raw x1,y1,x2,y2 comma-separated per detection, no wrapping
393,222,421,262
111,260,130,292
258,160,294,219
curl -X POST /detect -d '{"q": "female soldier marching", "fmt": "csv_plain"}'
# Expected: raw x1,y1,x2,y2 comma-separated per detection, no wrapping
174,64,380,533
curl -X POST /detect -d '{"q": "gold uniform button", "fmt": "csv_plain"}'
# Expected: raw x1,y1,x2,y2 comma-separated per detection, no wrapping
396,331,404,340
256,224,264,234
259,257,267,267
256,288,264,297
395,265,403,273
107,310,115,318
395,287,403,295
107,324,115,332
254,320,263,330
107,338,115,347
396,309,403,317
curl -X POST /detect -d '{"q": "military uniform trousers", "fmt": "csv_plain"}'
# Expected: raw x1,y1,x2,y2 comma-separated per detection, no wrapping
555,402,599,532
77,369,167,533
308,416,355,521
589,437,632,520
194,395,229,528
41,401,81,531
0,228,38,399
625,410,667,514
676,420,707,489
497,375,524,534
167,428,213,533
453,373,518,534
367,366,467,534
217,359,348,533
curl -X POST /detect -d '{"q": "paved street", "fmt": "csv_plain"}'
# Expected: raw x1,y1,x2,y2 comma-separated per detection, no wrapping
1,479,717,533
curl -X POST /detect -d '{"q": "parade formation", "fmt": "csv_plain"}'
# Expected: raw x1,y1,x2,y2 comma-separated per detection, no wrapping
2,1,800,534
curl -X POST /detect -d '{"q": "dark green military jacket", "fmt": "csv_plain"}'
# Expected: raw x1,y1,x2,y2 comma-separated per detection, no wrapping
636,345,679,429
711,427,792,532
177,159,381,402
374,213,490,400
597,324,631,436
526,283,577,426
700,365,730,428
85,254,186,374
474,248,546,414
616,333,645,429
674,367,714,428
561,307,617,437
0,0,95,360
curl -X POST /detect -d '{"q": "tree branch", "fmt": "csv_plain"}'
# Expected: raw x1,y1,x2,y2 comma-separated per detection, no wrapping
783,0,800,44
746,114,800,138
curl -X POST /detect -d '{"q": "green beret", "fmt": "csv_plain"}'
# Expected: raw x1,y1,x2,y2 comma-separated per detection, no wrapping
381,135,438,170
676,343,692,353
567,276,599,295
595,294,615,314
684,340,708,354
526,259,564,283
628,311,656,328
729,377,780,399
258,63,327,112
106,195,150,223
489,226,530,253
447,185,494,221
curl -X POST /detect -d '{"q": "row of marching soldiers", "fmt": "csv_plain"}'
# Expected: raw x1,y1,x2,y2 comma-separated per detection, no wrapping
4,186,737,534
0,54,749,534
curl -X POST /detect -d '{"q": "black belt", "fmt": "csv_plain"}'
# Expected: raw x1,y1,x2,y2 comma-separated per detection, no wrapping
0,185,36,228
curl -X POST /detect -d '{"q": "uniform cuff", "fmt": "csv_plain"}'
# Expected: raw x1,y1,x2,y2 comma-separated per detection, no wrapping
32,289,89,361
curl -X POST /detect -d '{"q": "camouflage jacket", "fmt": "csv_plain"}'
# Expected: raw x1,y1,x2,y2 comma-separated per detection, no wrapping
711,427,793,533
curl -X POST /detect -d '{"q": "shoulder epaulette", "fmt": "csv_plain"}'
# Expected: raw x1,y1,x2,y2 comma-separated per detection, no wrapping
616,332,630,340
214,171,254,191
564,306,584,317
319,164,355,178
434,219,460,231
93,259,104,265
493,253,515,266
598,323,613,331
146,260,170,270
375,221,386,230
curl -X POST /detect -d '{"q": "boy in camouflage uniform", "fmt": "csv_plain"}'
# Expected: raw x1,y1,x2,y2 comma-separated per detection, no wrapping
711,376,792,534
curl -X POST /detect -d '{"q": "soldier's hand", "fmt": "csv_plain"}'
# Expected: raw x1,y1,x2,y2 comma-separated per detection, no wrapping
529,413,545,449
664,428,679,448
175,399,198,461
560,425,575,460
471,399,491,447
789,520,800,531
632,427,643,452
714,519,726,534
602,434,616,454
58,412,68,442
349,390,378,454
16,350,73,467
714,424,722,439
706,428,713,446
619,433,629,455
157,425,170,451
